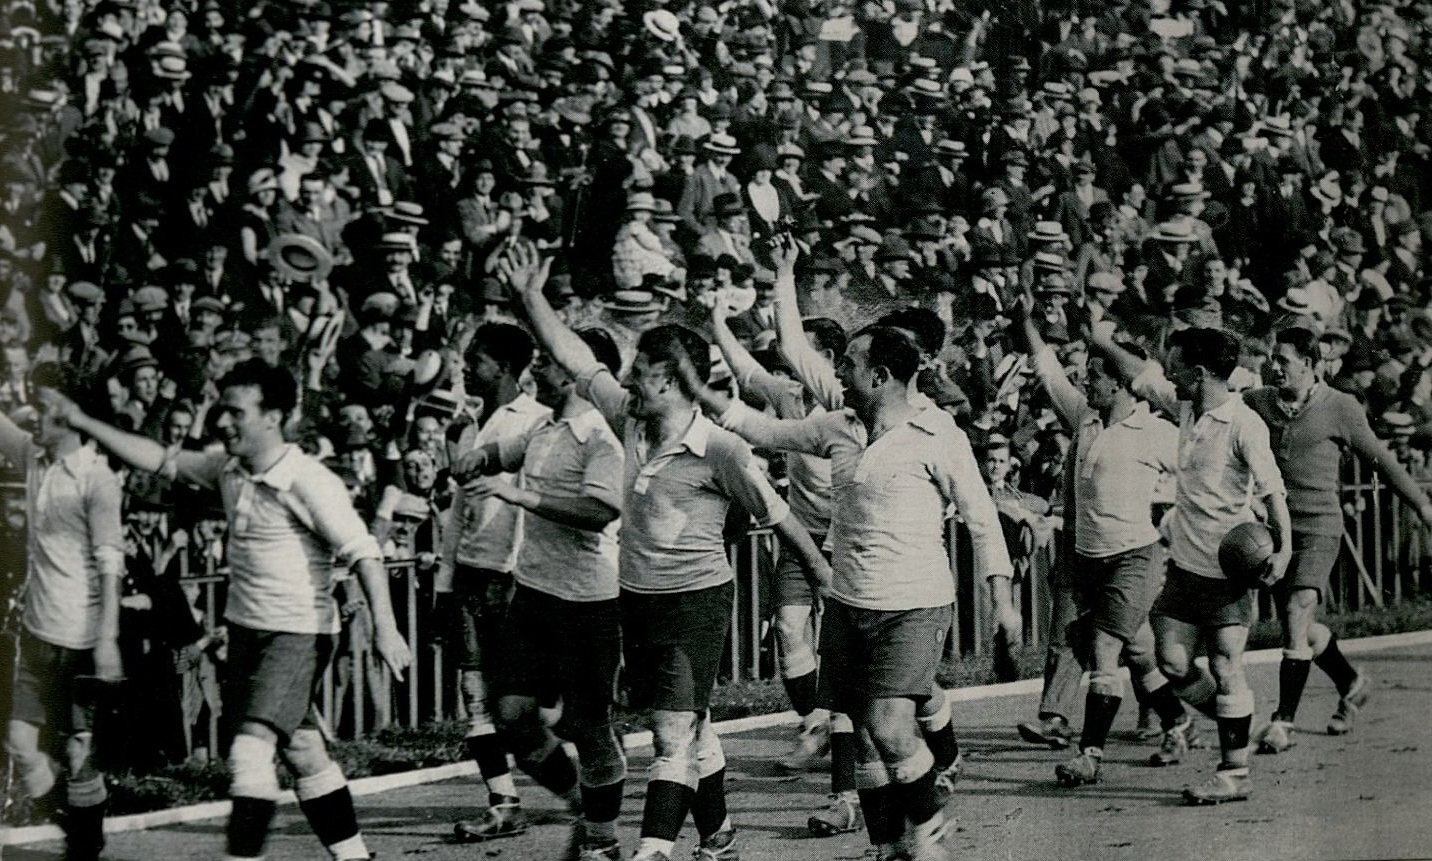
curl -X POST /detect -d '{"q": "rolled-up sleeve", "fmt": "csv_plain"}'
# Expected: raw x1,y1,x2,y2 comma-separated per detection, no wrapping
719,400,843,456
937,430,1015,581
299,469,384,567
1236,413,1286,499
575,365,631,431
86,467,125,576
581,432,625,511
710,436,790,529
1130,364,1181,417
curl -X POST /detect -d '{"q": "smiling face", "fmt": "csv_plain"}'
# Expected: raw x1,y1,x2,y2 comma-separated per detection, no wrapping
212,384,283,460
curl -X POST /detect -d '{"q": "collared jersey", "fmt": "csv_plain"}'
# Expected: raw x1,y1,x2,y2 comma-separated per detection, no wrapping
446,393,551,575
1032,346,1177,557
0,428,124,650
498,406,624,602
734,362,833,533
1133,367,1286,579
1244,383,1412,538
180,445,384,635
720,400,1013,611
578,366,790,594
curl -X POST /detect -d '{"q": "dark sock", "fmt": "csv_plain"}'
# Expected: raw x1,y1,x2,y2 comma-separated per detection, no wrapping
466,734,511,784
830,732,857,794
1314,637,1358,695
890,769,941,828
62,802,106,860
640,779,695,842
580,779,624,824
1216,714,1252,757
1274,658,1313,721
856,785,903,846
227,796,277,858
782,670,820,717
522,745,579,798
921,721,960,771
298,787,361,848
1145,683,1188,730
692,768,728,838
1080,693,1122,751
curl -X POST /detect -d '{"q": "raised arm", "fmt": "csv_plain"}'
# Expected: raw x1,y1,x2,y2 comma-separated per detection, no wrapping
1016,292,1087,429
500,245,629,428
673,350,839,456
1086,316,1153,385
770,237,844,411
38,388,216,486
500,245,601,380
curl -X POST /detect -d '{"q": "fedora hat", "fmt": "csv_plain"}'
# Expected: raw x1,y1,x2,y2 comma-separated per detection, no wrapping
712,192,745,217
627,191,659,212
247,168,280,195
269,233,334,283
845,126,878,146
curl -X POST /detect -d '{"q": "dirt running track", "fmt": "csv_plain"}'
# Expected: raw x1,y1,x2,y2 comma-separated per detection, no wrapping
9,641,1432,861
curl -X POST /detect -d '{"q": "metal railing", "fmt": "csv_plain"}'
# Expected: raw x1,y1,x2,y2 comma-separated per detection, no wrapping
5,456,1431,759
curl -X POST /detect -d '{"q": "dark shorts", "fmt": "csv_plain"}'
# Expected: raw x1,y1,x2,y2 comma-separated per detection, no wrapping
11,629,96,736
452,565,516,675
821,601,951,716
1074,542,1165,643
498,584,621,736
1269,532,1341,604
772,532,826,608
620,581,733,712
1150,563,1254,628
224,623,334,741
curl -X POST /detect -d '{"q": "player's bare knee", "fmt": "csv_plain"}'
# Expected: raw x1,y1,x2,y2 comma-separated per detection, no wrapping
64,732,98,782
573,726,626,788
280,728,334,778
650,710,698,759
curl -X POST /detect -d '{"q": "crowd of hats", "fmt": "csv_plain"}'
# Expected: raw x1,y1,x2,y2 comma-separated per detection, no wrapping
3,0,1432,504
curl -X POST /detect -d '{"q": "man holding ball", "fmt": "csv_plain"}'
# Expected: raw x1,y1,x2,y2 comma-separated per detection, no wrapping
1091,324,1291,805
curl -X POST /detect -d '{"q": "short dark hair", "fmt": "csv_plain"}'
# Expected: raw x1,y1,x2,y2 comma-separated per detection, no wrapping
636,324,710,397
219,358,299,418
470,322,535,378
874,307,945,357
1274,325,1321,363
1169,327,1240,381
577,327,622,374
803,317,847,358
860,325,921,385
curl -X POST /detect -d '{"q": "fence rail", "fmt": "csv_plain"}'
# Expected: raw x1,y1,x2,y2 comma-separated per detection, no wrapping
4,460,1430,763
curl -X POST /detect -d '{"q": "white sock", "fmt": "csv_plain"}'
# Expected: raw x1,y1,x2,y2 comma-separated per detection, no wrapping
328,834,369,860
635,836,676,858
486,773,518,799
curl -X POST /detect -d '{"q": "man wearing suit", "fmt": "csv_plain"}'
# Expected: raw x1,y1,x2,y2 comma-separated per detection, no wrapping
415,122,466,203
346,119,410,210
679,133,743,237
1051,162,1109,249
275,171,352,261
805,141,855,223
697,194,757,266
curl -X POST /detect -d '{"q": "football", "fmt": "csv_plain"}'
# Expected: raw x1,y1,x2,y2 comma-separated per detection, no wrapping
1218,521,1275,587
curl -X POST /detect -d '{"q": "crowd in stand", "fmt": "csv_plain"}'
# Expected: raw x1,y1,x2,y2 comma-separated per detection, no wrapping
4,0,1432,796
